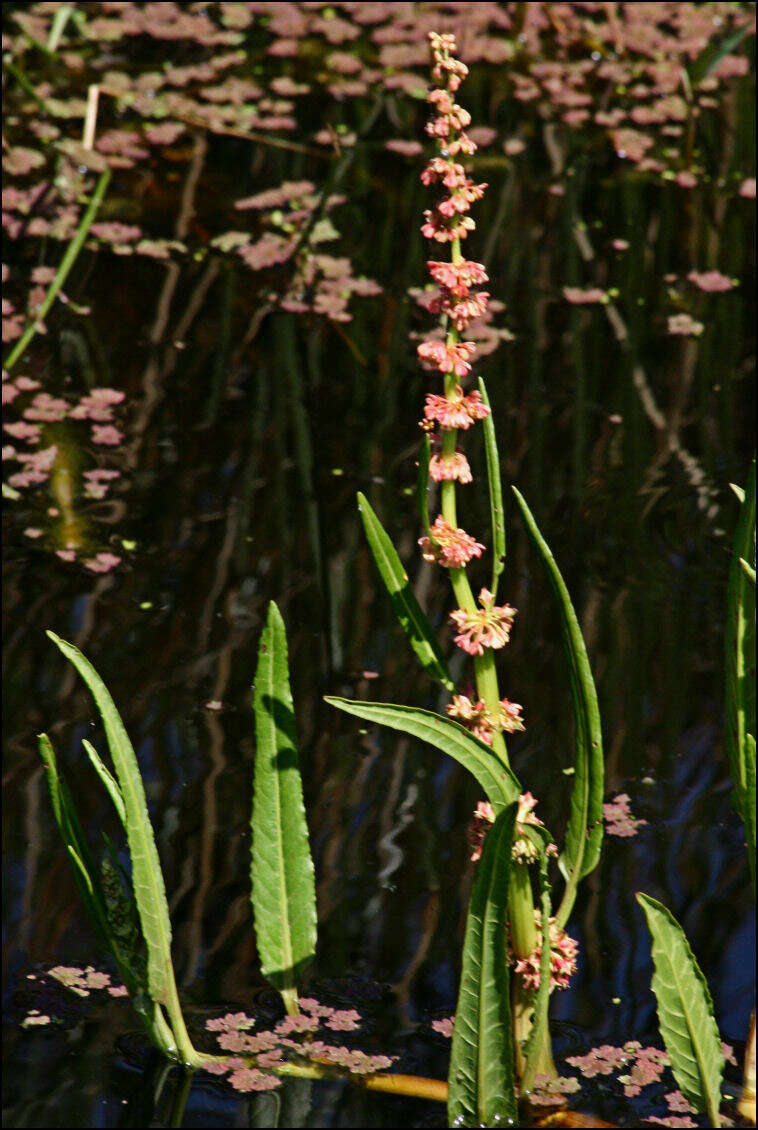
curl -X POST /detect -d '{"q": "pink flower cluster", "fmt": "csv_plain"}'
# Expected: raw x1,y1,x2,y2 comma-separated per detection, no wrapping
419,516,484,569
511,913,578,992
466,792,555,865
449,588,516,656
447,692,525,747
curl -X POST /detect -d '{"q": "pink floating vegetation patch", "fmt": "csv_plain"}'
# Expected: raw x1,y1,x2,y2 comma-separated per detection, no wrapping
228,1067,281,1093
83,552,122,574
603,794,646,838
687,270,735,292
667,314,704,337
563,286,607,305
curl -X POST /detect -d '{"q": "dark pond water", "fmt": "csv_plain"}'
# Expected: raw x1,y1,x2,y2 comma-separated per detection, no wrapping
3,4,756,1127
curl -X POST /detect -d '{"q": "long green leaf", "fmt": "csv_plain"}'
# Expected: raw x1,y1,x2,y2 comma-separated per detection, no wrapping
448,804,518,1127
512,488,603,926
252,602,317,1014
725,460,756,867
38,733,112,947
325,698,520,809
478,379,506,596
83,738,126,826
636,894,724,1126
357,492,454,691
417,433,431,537
45,632,176,1012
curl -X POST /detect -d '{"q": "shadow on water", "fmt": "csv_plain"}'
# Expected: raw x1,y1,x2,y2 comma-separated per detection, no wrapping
2,6,756,1127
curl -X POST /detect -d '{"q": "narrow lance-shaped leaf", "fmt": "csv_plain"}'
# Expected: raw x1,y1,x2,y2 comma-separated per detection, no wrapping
83,738,126,826
448,804,519,1127
252,602,317,1015
512,488,603,927
357,492,454,691
478,378,506,596
38,734,113,949
636,894,725,1127
37,734,174,1054
45,633,178,1014
325,697,520,810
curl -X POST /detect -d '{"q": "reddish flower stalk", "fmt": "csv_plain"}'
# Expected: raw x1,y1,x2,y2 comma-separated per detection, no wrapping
417,37,565,1076
417,32,520,765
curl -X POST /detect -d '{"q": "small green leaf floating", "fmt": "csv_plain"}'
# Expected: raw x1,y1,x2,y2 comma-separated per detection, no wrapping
357,492,454,691
252,602,317,1015
636,893,725,1127
325,698,520,810
448,803,519,1127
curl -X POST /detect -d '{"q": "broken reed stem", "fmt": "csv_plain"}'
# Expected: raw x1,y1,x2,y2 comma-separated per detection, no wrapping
82,83,100,150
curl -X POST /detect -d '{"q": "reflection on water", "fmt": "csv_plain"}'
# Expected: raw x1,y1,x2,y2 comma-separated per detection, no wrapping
3,10,756,1128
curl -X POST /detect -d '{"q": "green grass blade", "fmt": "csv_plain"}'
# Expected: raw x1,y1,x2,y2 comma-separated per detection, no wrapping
357,492,454,691
325,698,520,809
636,894,725,1126
252,602,317,1015
725,460,756,856
687,25,748,86
417,433,431,537
511,488,603,925
744,734,756,893
448,804,518,1127
83,738,126,826
478,379,506,596
45,633,177,1011
4,168,111,372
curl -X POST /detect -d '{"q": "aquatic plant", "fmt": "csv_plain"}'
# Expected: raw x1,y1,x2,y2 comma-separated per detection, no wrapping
326,31,604,1121
37,610,447,1104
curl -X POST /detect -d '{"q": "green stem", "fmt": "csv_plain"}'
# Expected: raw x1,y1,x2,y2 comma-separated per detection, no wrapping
3,167,111,372
197,1050,448,1102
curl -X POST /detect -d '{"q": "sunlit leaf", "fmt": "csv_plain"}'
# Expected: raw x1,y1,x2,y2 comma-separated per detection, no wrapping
448,804,518,1127
252,602,317,1015
45,633,177,1012
357,492,454,690
83,738,126,826
511,489,603,926
636,894,725,1126
478,378,506,596
325,698,520,809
